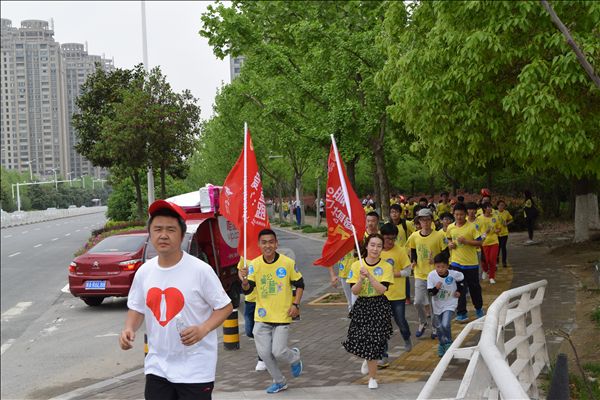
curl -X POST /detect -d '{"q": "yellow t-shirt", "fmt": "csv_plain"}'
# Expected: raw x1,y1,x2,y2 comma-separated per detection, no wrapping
337,251,355,279
404,202,417,219
406,230,448,280
446,222,481,267
381,244,411,301
476,215,502,246
436,202,452,217
394,220,415,248
237,258,256,302
347,259,394,297
282,202,289,212
497,210,513,237
247,253,303,323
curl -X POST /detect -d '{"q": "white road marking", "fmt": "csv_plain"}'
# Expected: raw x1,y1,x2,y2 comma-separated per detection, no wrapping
95,333,119,338
1,302,33,321
61,284,70,294
75,229,81,232
21,230,29,234
3,235,13,238
64,233,71,237
0,339,16,356
8,252,21,258
34,244,42,248
51,238,59,241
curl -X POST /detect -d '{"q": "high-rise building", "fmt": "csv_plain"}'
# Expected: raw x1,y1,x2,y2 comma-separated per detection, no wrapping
230,55,245,81
1,18,68,178
62,42,113,179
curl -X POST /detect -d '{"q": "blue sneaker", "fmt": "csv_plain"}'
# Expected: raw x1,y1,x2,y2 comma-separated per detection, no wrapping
290,348,303,378
266,382,288,394
455,313,469,323
476,308,485,319
415,322,427,338
437,344,444,357
443,342,453,354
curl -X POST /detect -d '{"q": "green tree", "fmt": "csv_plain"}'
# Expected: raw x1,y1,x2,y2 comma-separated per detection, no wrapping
382,0,600,241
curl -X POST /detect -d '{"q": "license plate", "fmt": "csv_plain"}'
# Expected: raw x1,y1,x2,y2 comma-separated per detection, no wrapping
85,280,106,290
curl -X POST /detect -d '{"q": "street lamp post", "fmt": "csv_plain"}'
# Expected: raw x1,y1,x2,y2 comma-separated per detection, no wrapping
141,1,155,206
50,168,58,190
25,161,33,181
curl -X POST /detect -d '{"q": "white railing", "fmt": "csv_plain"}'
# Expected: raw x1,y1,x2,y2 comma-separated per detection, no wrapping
418,280,549,400
1,206,107,228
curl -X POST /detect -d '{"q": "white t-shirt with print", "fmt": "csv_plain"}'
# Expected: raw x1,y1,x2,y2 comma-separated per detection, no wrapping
426,269,464,315
127,252,231,383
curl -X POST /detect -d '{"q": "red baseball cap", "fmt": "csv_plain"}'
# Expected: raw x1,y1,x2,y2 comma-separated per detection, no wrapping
480,188,491,197
148,200,187,220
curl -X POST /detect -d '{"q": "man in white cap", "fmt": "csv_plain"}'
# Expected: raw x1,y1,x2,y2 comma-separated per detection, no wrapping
119,200,232,400
406,208,449,340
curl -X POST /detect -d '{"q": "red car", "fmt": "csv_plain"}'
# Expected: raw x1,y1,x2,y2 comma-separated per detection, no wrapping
68,232,148,306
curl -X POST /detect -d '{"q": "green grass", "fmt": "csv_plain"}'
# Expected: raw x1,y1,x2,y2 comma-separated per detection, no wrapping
302,225,327,234
569,362,600,400
592,305,600,328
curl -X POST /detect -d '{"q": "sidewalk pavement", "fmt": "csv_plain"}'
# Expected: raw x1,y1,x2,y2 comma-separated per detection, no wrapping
51,218,577,400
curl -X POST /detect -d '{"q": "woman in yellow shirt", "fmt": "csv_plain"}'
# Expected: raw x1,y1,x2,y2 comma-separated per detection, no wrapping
342,234,394,390
496,200,513,268
477,203,502,284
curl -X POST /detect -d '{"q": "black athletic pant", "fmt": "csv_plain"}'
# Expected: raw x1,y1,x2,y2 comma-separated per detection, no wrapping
145,374,214,400
452,267,483,315
526,217,535,240
498,235,508,266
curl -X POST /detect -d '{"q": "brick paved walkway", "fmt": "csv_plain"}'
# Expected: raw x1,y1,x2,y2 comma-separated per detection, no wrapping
54,223,578,399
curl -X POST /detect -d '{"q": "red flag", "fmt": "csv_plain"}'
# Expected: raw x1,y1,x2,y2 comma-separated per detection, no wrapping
314,144,366,267
219,127,270,261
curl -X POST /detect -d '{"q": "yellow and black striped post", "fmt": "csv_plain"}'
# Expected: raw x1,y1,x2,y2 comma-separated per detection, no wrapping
144,333,148,357
223,309,240,350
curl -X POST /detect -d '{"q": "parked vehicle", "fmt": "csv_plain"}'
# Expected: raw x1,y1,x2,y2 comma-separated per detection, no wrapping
68,232,147,306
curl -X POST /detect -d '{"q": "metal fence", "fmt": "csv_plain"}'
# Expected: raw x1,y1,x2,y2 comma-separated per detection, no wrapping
418,279,549,400
1,206,107,228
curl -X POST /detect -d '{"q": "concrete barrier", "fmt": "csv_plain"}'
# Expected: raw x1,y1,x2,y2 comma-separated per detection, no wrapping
0,206,107,228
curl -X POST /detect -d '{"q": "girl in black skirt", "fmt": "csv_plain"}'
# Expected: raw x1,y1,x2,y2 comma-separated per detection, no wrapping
343,233,394,389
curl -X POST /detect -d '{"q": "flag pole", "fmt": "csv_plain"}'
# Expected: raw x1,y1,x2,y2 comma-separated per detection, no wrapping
330,135,364,268
243,122,248,269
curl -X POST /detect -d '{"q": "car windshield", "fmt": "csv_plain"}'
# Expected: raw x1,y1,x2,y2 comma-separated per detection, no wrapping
88,235,147,254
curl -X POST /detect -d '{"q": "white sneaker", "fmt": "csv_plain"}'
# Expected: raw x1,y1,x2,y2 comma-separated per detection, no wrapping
482,272,489,280
361,360,369,375
525,239,535,245
255,360,267,371
489,278,496,284
368,378,378,389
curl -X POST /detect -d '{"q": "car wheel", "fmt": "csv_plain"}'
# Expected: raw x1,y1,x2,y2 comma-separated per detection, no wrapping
228,283,241,309
82,297,105,306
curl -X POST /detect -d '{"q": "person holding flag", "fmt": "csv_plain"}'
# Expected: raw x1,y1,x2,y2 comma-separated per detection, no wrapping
219,123,271,373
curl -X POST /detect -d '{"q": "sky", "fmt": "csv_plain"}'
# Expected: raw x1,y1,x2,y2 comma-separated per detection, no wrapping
1,1,230,120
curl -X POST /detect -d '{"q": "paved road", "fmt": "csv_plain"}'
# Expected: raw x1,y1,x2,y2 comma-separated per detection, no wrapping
0,219,330,399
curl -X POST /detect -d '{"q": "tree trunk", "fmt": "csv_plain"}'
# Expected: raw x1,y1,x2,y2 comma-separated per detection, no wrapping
588,193,600,229
295,173,305,226
315,176,321,227
131,172,144,221
372,169,380,211
160,165,166,199
346,154,359,190
372,118,390,221
573,177,593,242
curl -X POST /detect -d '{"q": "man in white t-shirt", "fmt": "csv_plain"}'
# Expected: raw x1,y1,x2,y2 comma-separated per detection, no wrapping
119,200,232,400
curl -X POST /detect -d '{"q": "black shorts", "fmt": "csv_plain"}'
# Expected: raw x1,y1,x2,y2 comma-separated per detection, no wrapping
145,374,214,400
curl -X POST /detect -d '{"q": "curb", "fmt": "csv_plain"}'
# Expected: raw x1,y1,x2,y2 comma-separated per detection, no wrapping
48,368,144,400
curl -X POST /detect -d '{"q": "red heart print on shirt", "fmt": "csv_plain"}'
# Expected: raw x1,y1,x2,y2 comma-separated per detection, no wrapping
146,287,184,326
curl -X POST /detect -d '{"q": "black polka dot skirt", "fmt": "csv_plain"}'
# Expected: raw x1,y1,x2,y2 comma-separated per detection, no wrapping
342,295,393,360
